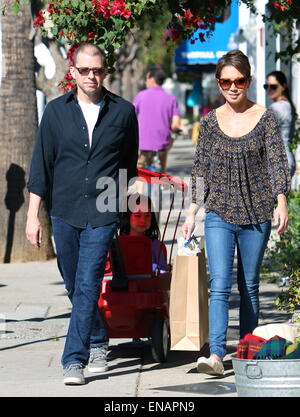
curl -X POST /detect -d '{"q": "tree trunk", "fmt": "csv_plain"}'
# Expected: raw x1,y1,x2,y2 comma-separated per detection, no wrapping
108,30,145,101
35,39,68,103
0,3,54,262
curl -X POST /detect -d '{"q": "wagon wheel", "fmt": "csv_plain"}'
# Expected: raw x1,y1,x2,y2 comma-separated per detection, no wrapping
150,317,170,363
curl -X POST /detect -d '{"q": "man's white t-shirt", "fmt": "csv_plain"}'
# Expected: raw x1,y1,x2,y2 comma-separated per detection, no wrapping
78,99,103,147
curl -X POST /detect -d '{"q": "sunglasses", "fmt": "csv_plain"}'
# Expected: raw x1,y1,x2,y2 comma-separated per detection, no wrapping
218,77,248,90
263,84,278,91
75,67,106,76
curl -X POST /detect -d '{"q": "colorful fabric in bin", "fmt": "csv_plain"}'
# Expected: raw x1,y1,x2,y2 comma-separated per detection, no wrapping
253,335,292,360
236,333,267,359
236,332,300,360
284,343,300,359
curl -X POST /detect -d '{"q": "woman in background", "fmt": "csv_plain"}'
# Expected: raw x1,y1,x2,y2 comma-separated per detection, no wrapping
264,70,297,177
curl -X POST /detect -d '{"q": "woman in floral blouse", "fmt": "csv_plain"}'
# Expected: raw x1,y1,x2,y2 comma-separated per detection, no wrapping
181,50,290,376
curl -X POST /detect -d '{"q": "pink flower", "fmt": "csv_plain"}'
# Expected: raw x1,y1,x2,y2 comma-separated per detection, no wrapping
92,0,109,7
33,16,45,27
121,8,132,19
113,0,126,8
64,73,73,80
183,9,199,28
102,9,110,19
183,9,193,23
207,15,216,24
199,32,205,42
165,28,180,42
92,0,131,19
92,0,110,15
273,1,290,10
109,6,120,15
110,1,125,15
67,44,79,61
66,81,75,90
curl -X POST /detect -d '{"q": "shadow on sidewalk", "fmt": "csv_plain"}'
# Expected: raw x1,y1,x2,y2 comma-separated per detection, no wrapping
0,334,66,351
149,380,236,396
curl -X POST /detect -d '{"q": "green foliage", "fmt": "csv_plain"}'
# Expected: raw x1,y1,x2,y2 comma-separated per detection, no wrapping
291,120,300,152
2,0,299,88
2,0,299,68
267,191,300,339
274,269,300,312
239,0,300,62
137,6,175,77
266,191,300,274
29,0,225,71
274,269,300,343
26,0,239,76
265,0,300,62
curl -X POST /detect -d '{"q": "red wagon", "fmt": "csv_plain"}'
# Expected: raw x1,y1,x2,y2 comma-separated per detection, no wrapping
98,168,187,362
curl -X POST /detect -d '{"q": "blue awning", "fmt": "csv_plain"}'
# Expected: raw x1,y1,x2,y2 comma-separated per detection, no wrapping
175,1,239,67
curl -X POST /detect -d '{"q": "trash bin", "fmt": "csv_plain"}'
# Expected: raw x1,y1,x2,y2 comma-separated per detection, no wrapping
232,355,300,397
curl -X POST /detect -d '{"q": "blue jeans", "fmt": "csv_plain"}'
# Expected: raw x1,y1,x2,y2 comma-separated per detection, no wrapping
204,212,271,359
51,217,116,368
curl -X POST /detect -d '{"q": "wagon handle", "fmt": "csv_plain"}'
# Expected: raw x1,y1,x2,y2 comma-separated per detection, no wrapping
136,169,188,266
161,183,185,265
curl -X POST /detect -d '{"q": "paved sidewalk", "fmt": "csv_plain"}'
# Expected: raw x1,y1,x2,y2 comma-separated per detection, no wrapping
0,258,290,398
0,138,291,398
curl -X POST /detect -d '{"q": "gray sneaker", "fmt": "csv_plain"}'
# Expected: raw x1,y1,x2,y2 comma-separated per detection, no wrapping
88,344,109,373
63,364,85,385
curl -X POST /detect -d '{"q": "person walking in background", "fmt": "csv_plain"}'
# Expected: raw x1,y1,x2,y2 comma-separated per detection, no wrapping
181,50,290,376
26,43,138,385
133,68,181,173
264,70,297,177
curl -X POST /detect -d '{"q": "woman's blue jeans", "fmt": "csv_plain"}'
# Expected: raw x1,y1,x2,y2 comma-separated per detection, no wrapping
204,212,271,359
51,217,116,368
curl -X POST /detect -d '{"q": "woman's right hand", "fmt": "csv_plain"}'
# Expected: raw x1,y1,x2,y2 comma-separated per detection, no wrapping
181,215,195,240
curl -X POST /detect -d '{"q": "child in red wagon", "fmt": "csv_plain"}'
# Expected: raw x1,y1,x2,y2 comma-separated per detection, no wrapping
120,193,169,273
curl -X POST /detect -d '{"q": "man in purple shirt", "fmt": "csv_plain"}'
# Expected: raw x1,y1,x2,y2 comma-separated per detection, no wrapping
133,68,180,173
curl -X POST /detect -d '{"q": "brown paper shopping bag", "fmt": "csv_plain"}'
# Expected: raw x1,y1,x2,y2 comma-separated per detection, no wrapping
169,251,208,351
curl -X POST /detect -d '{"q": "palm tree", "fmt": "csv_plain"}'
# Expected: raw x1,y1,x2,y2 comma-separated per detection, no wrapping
0,1,54,262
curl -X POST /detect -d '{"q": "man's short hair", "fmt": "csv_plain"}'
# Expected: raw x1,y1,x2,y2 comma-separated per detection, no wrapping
72,43,107,67
147,68,166,86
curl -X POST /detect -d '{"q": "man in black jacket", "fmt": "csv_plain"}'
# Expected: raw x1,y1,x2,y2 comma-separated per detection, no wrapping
26,43,138,385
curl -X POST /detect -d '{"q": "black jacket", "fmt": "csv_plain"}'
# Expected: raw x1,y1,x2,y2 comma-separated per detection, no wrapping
27,88,139,228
